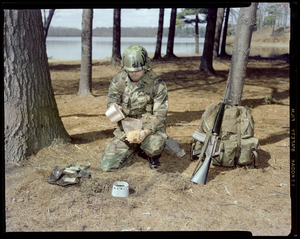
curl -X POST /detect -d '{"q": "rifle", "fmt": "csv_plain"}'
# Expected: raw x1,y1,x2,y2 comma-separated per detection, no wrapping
190,79,230,185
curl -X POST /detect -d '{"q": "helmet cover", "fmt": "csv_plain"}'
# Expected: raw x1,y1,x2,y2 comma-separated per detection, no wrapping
122,45,151,71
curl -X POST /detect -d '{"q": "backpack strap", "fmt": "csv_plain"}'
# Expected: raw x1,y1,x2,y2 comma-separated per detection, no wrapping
143,70,158,113
118,71,127,94
236,111,242,158
144,70,158,97
252,149,258,167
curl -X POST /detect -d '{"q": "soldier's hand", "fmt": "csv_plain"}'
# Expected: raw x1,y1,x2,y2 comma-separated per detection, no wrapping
126,129,152,144
113,103,122,111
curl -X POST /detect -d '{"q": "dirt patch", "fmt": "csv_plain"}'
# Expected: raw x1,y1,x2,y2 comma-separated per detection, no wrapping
5,50,290,234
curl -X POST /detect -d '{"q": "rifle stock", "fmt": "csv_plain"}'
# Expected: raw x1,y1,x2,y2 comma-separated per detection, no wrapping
190,103,226,185
190,154,212,184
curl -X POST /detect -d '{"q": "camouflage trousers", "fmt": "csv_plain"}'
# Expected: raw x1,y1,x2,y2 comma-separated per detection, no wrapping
101,131,168,172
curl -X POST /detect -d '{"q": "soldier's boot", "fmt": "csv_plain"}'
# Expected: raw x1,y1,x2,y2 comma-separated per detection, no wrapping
148,154,161,169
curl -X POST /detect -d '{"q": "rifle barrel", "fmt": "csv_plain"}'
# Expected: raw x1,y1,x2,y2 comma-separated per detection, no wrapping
212,102,226,134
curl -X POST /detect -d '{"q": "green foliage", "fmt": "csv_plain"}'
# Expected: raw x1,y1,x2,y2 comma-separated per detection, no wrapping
263,16,275,26
176,8,207,27
263,4,282,26
264,96,283,105
227,24,237,36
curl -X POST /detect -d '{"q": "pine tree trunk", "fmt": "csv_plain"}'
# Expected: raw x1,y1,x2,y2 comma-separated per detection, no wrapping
199,8,217,75
226,3,258,106
43,9,55,41
153,8,164,60
111,8,121,64
195,14,199,54
164,8,177,59
213,8,225,59
78,9,93,96
220,7,230,57
4,10,70,162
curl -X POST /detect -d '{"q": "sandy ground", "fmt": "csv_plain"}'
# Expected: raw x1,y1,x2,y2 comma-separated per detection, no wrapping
5,27,291,235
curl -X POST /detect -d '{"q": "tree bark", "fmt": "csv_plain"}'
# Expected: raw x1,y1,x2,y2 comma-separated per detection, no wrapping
153,8,164,60
199,8,218,75
4,10,70,162
213,8,225,59
226,3,258,106
164,8,177,59
78,9,93,96
220,7,230,57
111,8,121,64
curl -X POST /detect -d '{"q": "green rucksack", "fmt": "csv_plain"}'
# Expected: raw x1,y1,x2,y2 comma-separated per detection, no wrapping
191,103,259,167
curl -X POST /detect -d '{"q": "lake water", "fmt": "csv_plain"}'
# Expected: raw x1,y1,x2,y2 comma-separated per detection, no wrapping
46,36,289,60
46,36,204,60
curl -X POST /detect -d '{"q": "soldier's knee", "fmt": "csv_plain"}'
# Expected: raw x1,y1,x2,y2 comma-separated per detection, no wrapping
144,145,164,157
141,133,167,157
100,161,113,172
100,153,119,172
100,137,130,172
100,157,112,172
141,140,165,157
101,151,134,172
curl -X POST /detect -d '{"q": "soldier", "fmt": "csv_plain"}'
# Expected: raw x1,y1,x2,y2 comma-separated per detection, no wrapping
101,45,169,171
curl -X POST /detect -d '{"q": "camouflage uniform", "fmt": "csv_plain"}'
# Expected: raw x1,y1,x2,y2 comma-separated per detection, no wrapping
101,69,168,172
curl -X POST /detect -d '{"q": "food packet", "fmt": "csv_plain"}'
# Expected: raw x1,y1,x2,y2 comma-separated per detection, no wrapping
121,118,142,133
121,118,142,143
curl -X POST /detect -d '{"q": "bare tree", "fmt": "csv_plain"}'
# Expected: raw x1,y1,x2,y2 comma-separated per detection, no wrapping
213,8,225,59
226,3,258,106
4,10,70,162
78,9,93,96
220,7,230,57
256,3,266,30
164,8,177,59
195,13,200,54
42,9,55,41
111,8,121,64
153,8,164,60
199,8,218,75
281,3,290,27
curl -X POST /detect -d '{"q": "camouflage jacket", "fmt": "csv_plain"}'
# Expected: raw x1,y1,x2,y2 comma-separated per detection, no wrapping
107,69,168,138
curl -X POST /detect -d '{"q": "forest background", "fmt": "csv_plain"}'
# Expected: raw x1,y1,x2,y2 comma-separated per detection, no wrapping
47,3,290,38
4,2,296,236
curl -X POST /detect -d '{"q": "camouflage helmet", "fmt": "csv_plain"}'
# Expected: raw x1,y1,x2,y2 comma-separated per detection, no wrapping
122,45,151,71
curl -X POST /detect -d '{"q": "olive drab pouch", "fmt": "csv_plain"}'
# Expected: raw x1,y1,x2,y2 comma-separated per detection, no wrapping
191,103,259,167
